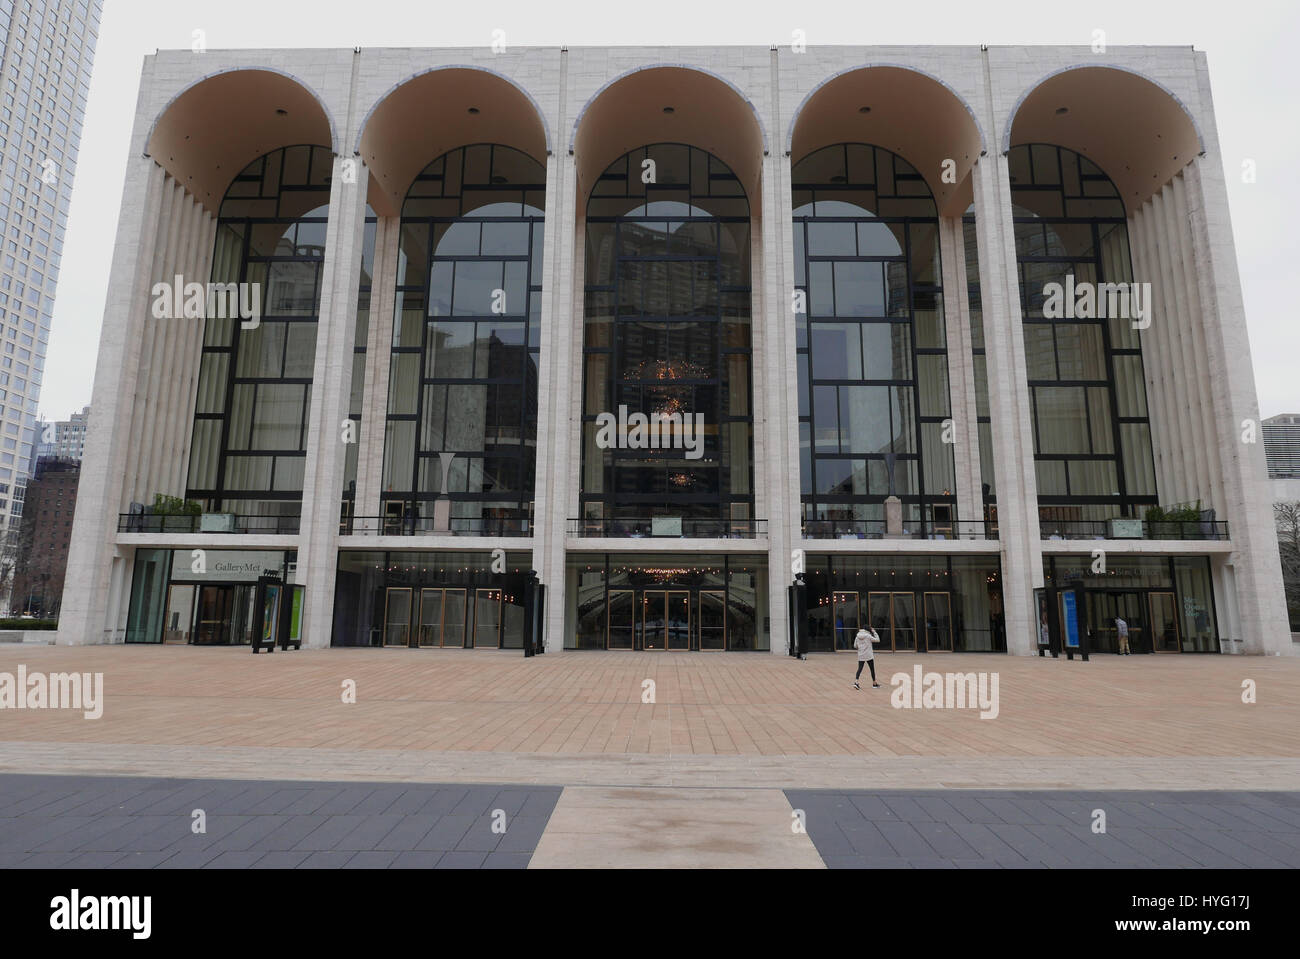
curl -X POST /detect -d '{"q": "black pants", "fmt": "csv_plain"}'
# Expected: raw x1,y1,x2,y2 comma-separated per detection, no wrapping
855,660,876,681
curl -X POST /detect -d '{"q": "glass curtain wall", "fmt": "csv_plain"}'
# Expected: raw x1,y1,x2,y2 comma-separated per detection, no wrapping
961,214,996,520
580,144,754,529
1010,143,1157,524
383,145,543,534
187,145,332,524
793,144,956,535
342,209,378,525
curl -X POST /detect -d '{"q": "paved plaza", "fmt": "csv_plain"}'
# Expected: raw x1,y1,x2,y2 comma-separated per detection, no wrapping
1,645,1298,866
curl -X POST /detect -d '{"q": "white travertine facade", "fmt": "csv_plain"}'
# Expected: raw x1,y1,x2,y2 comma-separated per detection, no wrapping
57,44,1292,656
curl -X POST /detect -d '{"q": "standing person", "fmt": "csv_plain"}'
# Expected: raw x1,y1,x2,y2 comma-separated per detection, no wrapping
1115,616,1130,655
853,624,880,689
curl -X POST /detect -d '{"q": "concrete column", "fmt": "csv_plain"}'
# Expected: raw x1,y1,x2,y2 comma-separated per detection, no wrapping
297,157,370,649
354,215,400,525
939,215,983,531
970,154,1043,655
58,158,172,644
762,150,796,654
540,149,578,652
1184,156,1290,654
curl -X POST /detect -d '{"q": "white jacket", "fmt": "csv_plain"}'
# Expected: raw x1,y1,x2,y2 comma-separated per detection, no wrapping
854,628,877,660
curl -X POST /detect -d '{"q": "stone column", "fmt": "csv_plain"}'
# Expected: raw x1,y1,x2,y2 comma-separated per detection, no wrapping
59,157,172,644
538,148,578,652
970,154,1043,655
297,157,370,649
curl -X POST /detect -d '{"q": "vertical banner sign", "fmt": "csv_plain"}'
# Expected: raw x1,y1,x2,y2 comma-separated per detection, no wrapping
1062,591,1080,649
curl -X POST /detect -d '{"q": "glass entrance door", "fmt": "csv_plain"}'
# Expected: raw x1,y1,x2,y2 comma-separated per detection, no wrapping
1150,591,1181,653
416,587,467,648
195,585,234,645
699,591,726,650
868,591,917,651
608,589,635,650
924,592,953,651
473,589,502,648
384,588,412,647
1088,591,1146,654
832,591,860,651
643,591,690,650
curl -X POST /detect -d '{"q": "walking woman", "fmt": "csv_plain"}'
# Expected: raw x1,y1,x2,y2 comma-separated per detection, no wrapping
853,623,880,689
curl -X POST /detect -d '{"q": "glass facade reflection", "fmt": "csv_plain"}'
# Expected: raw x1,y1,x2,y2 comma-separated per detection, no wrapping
580,144,754,526
567,553,767,651
793,144,956,534
1043,554,1218,653
383,145,544,533
187,145,332,521
1010,143,1158,523
333,550,533,648
802,554,1004,652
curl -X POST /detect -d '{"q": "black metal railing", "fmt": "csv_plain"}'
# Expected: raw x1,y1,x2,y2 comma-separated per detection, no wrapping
567,517,767,539
1039,519,1229,541
800,519,996,541
118,512,301,534
344,516,532,537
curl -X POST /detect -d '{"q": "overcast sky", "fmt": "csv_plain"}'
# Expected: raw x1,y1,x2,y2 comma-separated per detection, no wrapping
39,0,1300,421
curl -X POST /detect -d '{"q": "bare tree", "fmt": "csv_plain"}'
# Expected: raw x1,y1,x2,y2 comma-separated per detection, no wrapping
1274,502,1300,629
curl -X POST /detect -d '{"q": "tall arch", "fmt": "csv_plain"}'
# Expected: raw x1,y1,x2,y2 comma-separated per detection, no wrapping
357,67,550,217
571,65,766,213
146,68,336,211
788,65,984,217
1005,65,1204,210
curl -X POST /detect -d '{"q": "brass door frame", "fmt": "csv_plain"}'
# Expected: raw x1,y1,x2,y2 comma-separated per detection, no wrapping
442,588,467,648
416,587,469,648
832,591,860,652
472,588,502,648
1149,591,1181,653
923,591,953,652
699,590,727,651
607,588,635,650
643,590,690,651
417,588,441,648
383,587,412,647
867,590,917,651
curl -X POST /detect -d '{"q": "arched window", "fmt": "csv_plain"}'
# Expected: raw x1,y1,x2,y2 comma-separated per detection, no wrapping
382,144,544,533
793,144,955,536
580,144,754,534
187,144,332,524
1009,143,1157,523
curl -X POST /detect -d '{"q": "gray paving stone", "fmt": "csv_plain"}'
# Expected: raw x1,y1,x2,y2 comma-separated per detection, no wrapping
390,851,445,869
250,851,311,868
343,851,400,868
435,850,487,868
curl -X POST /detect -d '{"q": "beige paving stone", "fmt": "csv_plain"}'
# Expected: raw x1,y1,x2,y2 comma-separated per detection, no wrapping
528,786,824,868
0,645,1297,789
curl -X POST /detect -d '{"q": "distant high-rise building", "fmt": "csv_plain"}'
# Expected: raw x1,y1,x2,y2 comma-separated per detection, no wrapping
0,1,101,535
37,403,87,461
1263,414,1300,480
11,453,76,616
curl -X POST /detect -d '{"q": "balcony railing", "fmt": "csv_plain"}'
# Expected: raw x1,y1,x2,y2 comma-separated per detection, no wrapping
344,516,531,537
567,517,767,539
801,519,997,541
118,512,301,534
1039,519,1229,541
